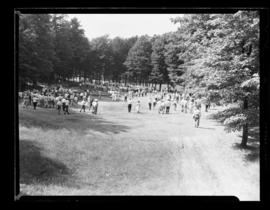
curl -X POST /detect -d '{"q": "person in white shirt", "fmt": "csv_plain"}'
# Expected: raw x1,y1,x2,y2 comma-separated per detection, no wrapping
56,99,62,115
135,100,141,113
172,98,177,111
23,93,29,108
74,95,78,104
64,99,70,115
70,94,74,107
62,98,66,112
193,106,201,128
189,98,195,114
92,99,98,114
32,96,38,110
87,95,91,111
157,100,161,114
80,92,84,100
80,99,86,112
180,98,187,113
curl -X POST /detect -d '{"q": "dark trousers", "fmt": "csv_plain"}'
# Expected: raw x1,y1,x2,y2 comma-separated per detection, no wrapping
194,117,200,127
148,103,152,110
57,105,61,114
128,104,132,113
205,104,210,112
33,102,37,110
80,105,86,112
166,106,170,114
64,105,70,115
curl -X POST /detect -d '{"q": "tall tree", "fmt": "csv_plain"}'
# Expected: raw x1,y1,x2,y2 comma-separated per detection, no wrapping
90,35,113,83
69,18,90,81
124,35,152,85
150,35,169,90
164,32,186,90
19,14,55,86
51,15,74,82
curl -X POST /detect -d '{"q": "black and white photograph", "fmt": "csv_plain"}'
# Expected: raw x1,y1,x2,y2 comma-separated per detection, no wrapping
15,9,262,201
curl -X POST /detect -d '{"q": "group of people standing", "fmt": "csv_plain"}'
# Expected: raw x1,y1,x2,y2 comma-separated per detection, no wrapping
124,90,211,128
19,86,100,115
20,84,211,128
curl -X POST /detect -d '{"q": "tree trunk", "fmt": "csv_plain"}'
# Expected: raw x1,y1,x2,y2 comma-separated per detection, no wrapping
159,83,162,91
241,124,248,147
241,97,248,147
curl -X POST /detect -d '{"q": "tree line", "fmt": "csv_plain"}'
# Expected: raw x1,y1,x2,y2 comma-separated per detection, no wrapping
19,14,138,86
19,12,259,146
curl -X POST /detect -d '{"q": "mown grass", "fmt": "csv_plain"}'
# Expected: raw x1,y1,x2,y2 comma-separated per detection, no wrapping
18,105,174,195
19,106,129,134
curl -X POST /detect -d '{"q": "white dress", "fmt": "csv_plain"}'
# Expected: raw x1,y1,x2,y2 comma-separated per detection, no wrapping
136,103,140,112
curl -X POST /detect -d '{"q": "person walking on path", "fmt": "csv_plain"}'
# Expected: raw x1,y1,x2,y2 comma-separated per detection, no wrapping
181,97,188,113
32,95,38,110
193,106,201,128
64,99,70,115
136,100,141,113
87,95,91,111
184,98,188,113
172,98,177,111
127,97,132,113
61,98,66,112
189,98,195,114
153,98,157,110
80,99,86,112
148,97,152,110
205,97,211,112
56,99,62,115
160,100,166,114
23,93,30,109
92,99,98,114
165,99,171,114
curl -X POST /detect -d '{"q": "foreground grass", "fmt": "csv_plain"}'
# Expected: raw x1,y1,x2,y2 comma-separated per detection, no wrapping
19,106,175,195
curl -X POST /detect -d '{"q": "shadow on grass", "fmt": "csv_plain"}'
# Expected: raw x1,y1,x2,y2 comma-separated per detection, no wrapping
233,126,260,162
19,107,130,134
197,127,216,130
19,139,75,186
208,109,260,162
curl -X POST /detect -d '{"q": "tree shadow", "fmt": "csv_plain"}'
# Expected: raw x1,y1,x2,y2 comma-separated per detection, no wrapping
19,139,75,187
233,126,260,162
197,127,216,130
208,109,260,162
19,108,130,134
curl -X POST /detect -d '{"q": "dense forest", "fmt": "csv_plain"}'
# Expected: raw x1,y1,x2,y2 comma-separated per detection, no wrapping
18,11,259,146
